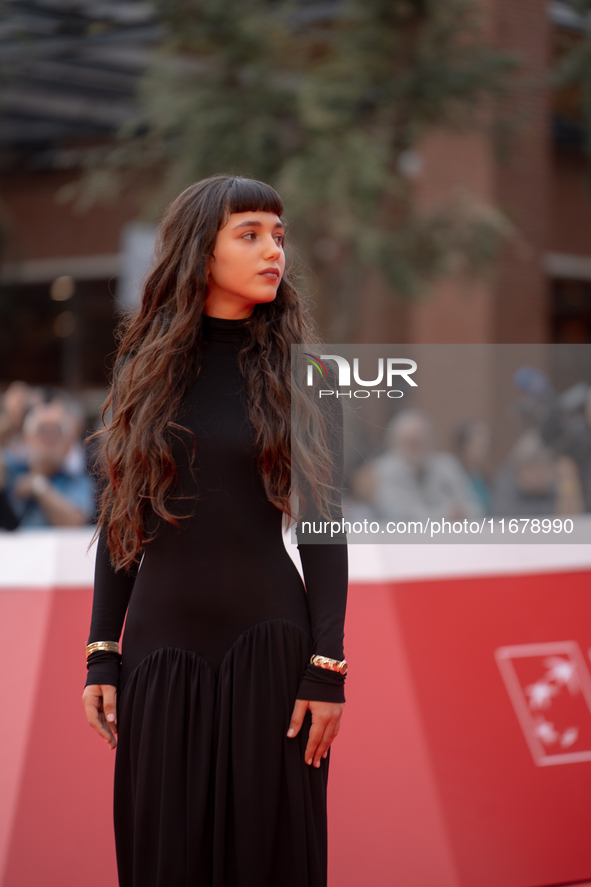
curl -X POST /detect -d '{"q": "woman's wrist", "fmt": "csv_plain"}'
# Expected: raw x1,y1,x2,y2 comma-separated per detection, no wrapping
85,651,121,690
86,640,120,660
309,653,347,675
85,641,121,689
296,663,346,704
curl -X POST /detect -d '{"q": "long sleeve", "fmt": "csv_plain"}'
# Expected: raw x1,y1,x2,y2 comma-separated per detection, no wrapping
294,391,348,703
84,356,138,689
84,528,138,688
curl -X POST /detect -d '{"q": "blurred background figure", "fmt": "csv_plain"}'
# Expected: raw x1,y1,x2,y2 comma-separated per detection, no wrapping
1,395,95,528
0,450,19,531
342,457,380,524
579,388,591,510
511,365,591,514
0,381,44,460
454,418,494,514
369,408,483,524
491,428,584,517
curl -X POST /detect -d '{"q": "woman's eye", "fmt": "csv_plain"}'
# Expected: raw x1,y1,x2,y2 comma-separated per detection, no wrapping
241,231,283,245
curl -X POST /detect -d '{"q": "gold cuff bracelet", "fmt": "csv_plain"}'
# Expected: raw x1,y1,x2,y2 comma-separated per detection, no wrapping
310,654,347,676
86,641,120,661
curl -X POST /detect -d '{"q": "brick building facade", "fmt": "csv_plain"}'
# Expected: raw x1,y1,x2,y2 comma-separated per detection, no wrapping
0,1,590,395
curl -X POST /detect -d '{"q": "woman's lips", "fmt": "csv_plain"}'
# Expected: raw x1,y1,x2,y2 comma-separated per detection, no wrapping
258,268,280,279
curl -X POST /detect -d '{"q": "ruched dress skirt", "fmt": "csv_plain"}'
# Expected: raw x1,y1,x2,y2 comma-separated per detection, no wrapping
114,622,328,887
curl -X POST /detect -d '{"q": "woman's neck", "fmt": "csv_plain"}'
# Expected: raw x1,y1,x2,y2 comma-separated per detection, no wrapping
201,313,251,344
202,302,255,321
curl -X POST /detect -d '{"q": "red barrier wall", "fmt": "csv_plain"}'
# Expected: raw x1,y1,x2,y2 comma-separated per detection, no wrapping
2,531,591,887
1,588,117,887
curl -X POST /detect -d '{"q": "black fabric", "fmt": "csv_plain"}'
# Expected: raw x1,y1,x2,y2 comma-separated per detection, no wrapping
84,314,348,887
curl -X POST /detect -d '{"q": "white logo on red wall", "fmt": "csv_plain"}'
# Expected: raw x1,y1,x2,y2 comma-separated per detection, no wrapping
495,641,591,766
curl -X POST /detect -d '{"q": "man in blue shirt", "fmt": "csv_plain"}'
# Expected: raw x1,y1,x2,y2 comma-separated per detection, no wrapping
2,397,95,529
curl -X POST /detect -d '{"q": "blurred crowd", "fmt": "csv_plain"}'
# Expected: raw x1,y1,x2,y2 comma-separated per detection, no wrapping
3,366,591,533
342,368,591,526
0,381,96,531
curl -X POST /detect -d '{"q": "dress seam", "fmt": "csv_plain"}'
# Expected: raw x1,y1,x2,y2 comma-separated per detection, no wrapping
119,617,313,692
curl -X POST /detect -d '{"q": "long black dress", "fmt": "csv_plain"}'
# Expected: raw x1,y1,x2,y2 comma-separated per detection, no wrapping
84,315,348,887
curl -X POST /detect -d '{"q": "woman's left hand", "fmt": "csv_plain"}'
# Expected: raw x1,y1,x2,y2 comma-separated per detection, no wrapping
287,699,345,767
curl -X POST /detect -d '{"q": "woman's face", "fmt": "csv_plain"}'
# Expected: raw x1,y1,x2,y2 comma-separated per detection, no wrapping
205,210,285,318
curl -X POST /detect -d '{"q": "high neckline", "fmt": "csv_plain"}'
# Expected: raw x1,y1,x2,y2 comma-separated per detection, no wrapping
202,314,252,344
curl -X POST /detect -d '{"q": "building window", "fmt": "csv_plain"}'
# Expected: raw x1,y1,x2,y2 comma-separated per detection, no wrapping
0,278,118,387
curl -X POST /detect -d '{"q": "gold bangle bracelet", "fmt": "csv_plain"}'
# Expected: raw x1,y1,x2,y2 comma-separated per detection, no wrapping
86,641,120,661
310,654,348,676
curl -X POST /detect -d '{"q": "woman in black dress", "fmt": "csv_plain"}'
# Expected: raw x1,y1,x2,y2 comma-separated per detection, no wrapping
81,175,348,887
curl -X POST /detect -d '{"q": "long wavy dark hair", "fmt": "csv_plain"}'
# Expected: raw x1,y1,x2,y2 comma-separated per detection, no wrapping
89,174,338,571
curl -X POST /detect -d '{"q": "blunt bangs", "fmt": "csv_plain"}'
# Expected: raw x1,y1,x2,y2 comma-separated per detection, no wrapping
223,177,284,218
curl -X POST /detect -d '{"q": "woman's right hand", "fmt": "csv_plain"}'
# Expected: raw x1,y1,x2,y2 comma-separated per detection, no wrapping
82,684,118,749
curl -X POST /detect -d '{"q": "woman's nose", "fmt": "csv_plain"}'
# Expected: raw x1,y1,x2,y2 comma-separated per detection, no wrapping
264,236,281,258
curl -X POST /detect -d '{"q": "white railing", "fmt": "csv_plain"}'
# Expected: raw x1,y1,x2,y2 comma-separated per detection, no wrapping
2,519,591,588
